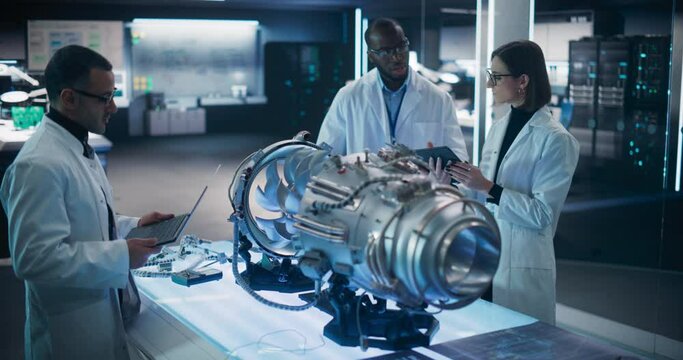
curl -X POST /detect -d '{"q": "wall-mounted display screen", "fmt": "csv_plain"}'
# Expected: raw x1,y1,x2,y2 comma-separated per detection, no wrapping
27,20,125,71
130,19,262,99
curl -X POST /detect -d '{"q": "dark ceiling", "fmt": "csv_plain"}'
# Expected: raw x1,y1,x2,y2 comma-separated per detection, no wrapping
8,0,674,13
2,0,672,26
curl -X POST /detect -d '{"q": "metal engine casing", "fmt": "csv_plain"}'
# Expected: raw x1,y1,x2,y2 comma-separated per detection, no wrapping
231,136,500,310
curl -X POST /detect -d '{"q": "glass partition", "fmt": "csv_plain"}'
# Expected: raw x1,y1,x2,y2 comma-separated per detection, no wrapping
407,0,681,358
533,1,682,358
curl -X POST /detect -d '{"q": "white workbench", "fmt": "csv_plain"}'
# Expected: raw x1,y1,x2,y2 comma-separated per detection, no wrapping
130,240,537,360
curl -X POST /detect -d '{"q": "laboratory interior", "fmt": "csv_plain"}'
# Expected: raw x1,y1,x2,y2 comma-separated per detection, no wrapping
0,0,682,359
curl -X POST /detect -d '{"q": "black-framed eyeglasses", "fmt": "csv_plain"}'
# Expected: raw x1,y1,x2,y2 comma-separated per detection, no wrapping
486,69,516,86
368,38,410,58
71,88,117,105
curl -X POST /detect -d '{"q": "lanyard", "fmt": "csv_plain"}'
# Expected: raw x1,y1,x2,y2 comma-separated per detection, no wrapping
384,92,406,143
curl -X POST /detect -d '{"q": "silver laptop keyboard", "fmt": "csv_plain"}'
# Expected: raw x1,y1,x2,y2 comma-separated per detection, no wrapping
128,214,188,241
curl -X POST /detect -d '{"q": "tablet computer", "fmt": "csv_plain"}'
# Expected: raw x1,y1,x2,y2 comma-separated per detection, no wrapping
414,146,463,169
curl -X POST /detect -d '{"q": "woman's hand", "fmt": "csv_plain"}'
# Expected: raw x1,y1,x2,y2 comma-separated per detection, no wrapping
428,157,453,185
447,162,495,193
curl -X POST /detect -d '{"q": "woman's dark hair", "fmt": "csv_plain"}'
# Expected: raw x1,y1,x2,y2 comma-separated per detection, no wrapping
45,45,112,106
491,40,551,112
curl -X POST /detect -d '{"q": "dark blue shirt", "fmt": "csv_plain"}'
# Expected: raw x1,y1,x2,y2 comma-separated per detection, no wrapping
378,71,410,142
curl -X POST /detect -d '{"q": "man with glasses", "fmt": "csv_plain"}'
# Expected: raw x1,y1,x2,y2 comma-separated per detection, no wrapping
1,45,172,359
318,18,468,163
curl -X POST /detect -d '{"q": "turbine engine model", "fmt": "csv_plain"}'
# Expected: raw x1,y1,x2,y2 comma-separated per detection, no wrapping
229,132,500,350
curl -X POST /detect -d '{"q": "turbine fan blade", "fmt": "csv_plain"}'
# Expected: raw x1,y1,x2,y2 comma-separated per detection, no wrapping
267,214,298,234
295,151,315,178
284,187,302,213
290,151,319,196
261,161,280,204
254,216,276,236
254,216,293,245
294,167,312,197
276,179,290,212
291,150,329,198
276,178,304,214
254,185,281,212
274,219,296,239
307,150,330,176
283,218,297,234
284,148,311,187
268,239,292,249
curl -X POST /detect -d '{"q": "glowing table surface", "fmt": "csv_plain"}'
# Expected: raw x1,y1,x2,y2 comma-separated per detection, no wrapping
132,240,537,359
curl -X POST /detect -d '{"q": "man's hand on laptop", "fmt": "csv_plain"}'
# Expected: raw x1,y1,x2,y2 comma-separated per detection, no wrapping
127,238,161,269
138,211,174,227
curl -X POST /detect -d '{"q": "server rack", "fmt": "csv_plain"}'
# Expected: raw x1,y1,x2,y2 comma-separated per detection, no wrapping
624,36,671,185
568,36,671,188
265,42,352,138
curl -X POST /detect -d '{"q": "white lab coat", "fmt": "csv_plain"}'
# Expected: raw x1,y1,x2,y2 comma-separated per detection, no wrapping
317,68,469,161
477,106,579,324
1,116,140,360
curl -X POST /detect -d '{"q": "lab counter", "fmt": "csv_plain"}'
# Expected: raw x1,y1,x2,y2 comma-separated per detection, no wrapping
130,240,538,360
0,120,112,153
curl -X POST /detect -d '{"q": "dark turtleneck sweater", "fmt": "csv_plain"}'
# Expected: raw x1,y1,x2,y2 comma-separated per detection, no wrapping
47,108,94,159
487,105,535,205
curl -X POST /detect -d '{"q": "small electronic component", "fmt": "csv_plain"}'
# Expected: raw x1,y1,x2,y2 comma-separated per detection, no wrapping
132,235,231,279
159,262,173,272
172,268,223,287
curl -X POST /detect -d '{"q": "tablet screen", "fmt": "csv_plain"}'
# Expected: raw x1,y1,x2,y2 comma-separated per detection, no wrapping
414,146,462,169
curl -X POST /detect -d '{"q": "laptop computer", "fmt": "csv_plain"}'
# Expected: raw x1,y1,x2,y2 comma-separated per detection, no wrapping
125,185,208,246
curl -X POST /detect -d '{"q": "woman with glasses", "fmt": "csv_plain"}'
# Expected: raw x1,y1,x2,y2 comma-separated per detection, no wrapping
448,40,580,325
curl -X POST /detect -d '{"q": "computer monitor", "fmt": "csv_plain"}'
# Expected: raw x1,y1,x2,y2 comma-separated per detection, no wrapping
0,75,13,119
0,75,11,95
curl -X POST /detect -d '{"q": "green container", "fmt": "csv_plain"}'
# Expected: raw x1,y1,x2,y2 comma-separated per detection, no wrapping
11,106,44,129
28,106,44,127
11,107,28,129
